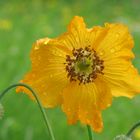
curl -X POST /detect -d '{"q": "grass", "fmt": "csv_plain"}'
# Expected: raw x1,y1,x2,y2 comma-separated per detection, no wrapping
0,0,140,140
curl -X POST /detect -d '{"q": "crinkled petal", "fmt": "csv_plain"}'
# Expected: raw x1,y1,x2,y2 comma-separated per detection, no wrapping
62,77,112,132
54,17,108,53
104,63,140,98
55,16,91,51
95,23,135,60
16,38,69,107
94,23,140,97
88,26,108,49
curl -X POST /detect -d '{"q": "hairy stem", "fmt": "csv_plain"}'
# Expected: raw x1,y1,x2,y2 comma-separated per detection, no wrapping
0,83,55,140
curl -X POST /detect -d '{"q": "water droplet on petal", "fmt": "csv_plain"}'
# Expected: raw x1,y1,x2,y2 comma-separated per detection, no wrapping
32,74,36,78
99,51,104,56
43,92,46,96
44,40,49,45
107,104,111,107
58,53,62,57
75,37,79,42
34,45,40,50
78,114,82,118
47,104,53,108
110,48,115,53
86,119,90,123
67,108,71,111
52,50,57,55
37,56,41,61
131,64,134,68
116,33,120,38
85,39,89,43
84,111,88,115
66,108,72,115
115,46,120,51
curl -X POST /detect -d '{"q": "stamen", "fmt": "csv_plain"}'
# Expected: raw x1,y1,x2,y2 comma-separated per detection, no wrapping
65,47,104,84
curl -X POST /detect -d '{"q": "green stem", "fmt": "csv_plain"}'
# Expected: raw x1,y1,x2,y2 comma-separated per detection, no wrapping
0,83,55,140
126,121,140,137
87,125,93,140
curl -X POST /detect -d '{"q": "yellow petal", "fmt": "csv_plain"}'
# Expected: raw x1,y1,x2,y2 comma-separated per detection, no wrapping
56,16,90,50
88,26,108,49
16,38,69,107
16,16,140,133
56,17,108,52
96,23,134,60
92,23,140,98
105,63,140,98
62,77,112,132
67,16,87,47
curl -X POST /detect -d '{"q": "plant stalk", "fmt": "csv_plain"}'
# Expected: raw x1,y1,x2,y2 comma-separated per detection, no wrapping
87,125,93,140
0,83,56,140
126,121,140,137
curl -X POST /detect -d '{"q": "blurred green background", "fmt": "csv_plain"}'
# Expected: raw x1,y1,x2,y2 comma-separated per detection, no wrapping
0,0,140,140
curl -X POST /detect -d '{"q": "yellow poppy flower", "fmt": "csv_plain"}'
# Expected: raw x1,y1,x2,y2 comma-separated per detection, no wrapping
16,16,140,132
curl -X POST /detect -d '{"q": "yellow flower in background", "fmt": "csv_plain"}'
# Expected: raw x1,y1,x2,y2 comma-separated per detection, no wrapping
16,16,140,132
0,19,12,31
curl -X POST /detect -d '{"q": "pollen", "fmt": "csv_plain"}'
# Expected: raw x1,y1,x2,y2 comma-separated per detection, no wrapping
65,46,104,84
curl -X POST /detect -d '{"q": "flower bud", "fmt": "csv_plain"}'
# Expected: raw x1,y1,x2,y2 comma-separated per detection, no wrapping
114,134,132,140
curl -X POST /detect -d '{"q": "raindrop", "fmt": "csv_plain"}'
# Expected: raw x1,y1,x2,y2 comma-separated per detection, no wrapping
44,40,49,45
78,114,82,118
47,104,53,108
107,104,111,107
131,64,134,68
110,48,115,53
66,108,72,115
86,119,90,123
67,108,71,112
38,56,41,60
31,74,36,78
52,50,57,55
84,111,88,115
99,51,104,56
75,37,79,42
43,92,47,96
58,53,62,57
85,39,89,44
115,46,120,51
34,45,40,50
116,33,120,38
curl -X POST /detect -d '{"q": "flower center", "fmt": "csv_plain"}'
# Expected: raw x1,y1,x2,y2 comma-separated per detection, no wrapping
65,46,104,84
